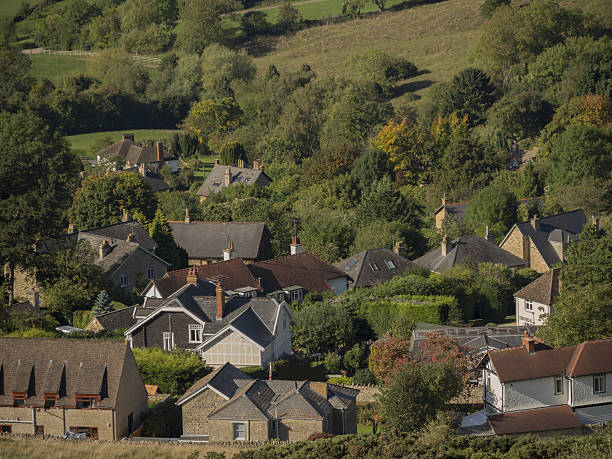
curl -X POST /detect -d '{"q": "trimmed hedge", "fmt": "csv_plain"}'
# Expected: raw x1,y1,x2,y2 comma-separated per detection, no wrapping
365,295,459,326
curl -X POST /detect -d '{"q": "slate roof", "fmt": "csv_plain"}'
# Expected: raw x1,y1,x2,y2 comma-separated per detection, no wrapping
168,221,269,260
335,248,416,288
145,260,260,298
80,221,158,251
501,210,586,268
488,406,582,435
513,268,562,305
179,363,359,421
413,235,526,273
248,252,349,294
409,324,542,354
97,139,176,164
197,164,272,197
486,338,612,383
434,197,546,221
0,338,138,409
89,305,156,331
123,167,170,192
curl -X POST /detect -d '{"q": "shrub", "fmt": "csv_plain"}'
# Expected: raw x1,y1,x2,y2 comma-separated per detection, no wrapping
352,368,377,385
327,376,352,384
324,352,341,373
307,432,335,441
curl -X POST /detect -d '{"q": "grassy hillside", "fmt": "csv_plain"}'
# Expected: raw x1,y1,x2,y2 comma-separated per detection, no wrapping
251,0,483,106
29,55,89,84
67,129,179,158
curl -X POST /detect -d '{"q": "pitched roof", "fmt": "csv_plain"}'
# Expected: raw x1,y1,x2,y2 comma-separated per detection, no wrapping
145,260,260,298
487,338,612,383
89,305,156,331
197,164,272,197
175,362,254,405
334,248,416,288
247,252,349,294
413,235,526,273
434,197,546,221
97,139,176,164
123,167,170,192
168,221,268,260
502,210,586,268
82,221,158,251
0,338,139,409
488,406,582,435
513,268,562,305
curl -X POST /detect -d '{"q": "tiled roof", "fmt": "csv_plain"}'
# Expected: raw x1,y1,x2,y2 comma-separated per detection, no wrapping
197,164,272,197
175,362,254,405
488,406,582,435
97,139,176,164
0,338,136,409
514,268,561,305
335,248,416,288
168,221,268,260
248,252,349,294
487,338,612,383
413,235,526,273
123,167,170,192
91,305,156,331
434,197,546,221
82,221,157,251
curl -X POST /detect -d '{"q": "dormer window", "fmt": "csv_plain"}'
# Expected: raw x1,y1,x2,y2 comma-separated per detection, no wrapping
76,395,99,409
12,392,26,407
384,259,397,270
44,393,57,409
368,262,380,272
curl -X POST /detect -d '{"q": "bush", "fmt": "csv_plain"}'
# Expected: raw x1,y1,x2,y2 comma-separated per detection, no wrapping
5,328,57,338
307,432,335,441
141,399,182,438
352,368,377,385
327,376,352,384
132,347,209,396
324,352,341,373
72,310,94,329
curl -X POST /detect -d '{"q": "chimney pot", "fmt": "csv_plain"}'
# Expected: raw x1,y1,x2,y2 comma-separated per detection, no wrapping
521,331,536,354
237,159,245,168
123,133,134,142
531,215,539,230
185,207,190,224
224,241,235,261
216,282,225,320
225,166,232,186
186,265,198,284
290,235,303,255
121,208,129,223
99,240,111,259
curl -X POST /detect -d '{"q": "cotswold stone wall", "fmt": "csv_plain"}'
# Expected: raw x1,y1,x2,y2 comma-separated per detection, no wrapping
337,383,482,405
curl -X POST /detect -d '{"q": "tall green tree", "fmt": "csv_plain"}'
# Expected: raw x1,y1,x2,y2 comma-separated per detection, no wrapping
178,0,240,55
0,112,80,304
464,184,518,242
446,68,496,126
147,209,188,270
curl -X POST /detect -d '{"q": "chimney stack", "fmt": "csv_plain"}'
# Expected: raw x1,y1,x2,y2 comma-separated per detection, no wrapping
393,240,405,257
123,133,134,142
530,215,539,231
214,158,220,165
290,235,303,255
309,381,328,399
592,215,600,230
441,194,447,207
99,240,112,259
257,277,263,290
216,282,225,320
121,208,129,223
237,159,245,168
156,141,163,163
521,331,536,354
485,226,496,243
186,265,198,284
139,163,146,176
441,234,451,257
225,166,232,186
253,159,263,170
68,223,76,234
185,207,190,224
126,232,135,242
223,240,235,261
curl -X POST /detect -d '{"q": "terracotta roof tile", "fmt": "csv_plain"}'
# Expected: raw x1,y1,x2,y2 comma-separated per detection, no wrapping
566,339,612,377
488,406,582,434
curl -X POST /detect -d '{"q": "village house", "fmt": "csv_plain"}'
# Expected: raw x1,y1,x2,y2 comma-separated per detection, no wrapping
9,220,169,301
413,233,526,273
176,363,359,442
168,218,274,265
335,243,416,289
196,159,272,202
514,268,562,326
123,164,171,192
0,338,148,440
498,210,586,272
124,273,292,367
84,304,158,332
462,335,612,435
95,134,178,172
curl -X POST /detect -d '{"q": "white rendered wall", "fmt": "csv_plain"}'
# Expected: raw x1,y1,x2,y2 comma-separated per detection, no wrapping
571,373,612,407
503,376,569,412
202,331,261,366
515,297,550,326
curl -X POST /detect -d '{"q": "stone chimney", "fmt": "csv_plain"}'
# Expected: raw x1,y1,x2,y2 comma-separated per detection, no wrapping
309,381,328,399
126,232,135,242
185,207,190,224
393,240,405,257
253,159,263,170
223,241,235,261
441,234,451,257
214,158,220,165
99,240,112,259
156,141,163,163
237,159,245,168
530,215,539,231
257,277,263,290
290,235,303,255
592,215,600,230
123,133,134,142
186,265,198,284
216,282,225,320
485,226,496,243
225,166,232,186
441,194,447,207
521,331,536,354
121,208,129,223
67,223,76,234
138,163,146,176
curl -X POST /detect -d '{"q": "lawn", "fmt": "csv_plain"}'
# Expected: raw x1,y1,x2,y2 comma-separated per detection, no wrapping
251,0,484,107
357,423,375,435
0,0,22,19
67,129,179,158
28,55,89,84
194,154,218,179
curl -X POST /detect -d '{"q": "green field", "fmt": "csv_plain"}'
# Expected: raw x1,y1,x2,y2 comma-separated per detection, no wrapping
0,0,22,19
29,54,89,84
67,129,179,158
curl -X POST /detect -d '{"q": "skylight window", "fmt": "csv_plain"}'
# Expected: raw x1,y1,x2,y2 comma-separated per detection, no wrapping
384,259,397,270
345,259,357,270
368,262,379,272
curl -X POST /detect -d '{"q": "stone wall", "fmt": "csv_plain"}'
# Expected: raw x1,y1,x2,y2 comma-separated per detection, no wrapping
208,420,269,442
335,383,482,405
109,248,168,294
114,346,150,439
182,389,225,436
278,418,324,441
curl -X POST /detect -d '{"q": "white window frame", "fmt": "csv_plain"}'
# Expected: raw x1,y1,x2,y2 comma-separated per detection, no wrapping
594,374,606,394
384,259,397,270
232,422,246,440
120,273,128,288
525,299,533,311
188,324,203,343
291,289,303,301
163,332,174,351
147,267,156,280
554,376,563,395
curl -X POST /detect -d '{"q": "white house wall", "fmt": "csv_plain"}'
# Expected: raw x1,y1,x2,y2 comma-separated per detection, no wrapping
503,376,568,411
274,307,292,360
515,297,550,326
201,331,262,367
328,277,349,295
484,361,503,411
571,373,612,407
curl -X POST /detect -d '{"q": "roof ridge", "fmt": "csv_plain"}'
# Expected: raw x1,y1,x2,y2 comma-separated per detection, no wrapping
168,220,266,224
517,208,584,225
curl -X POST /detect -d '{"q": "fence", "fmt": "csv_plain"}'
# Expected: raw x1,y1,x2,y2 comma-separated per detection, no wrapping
24,48,161,65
